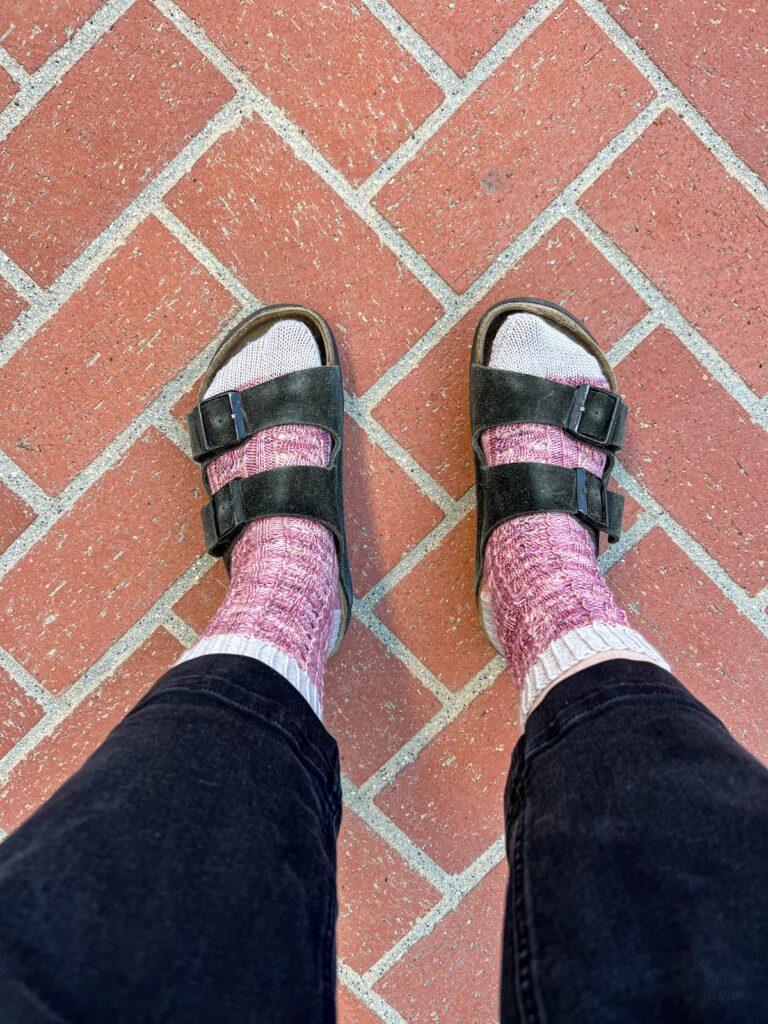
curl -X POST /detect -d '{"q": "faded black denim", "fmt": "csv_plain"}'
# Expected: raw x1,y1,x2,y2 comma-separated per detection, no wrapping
0,655,766,1024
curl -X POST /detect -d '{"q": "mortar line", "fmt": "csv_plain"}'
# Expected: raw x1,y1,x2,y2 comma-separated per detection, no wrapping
0,0,138,143
362,837,506,986
0,44,30,85
358,0,562,199
0,94,248,370
357,656,505,801
337,963,408,1024
357,95,667,414
0,554,216,783
612,464,768,636
576,0,768,212
571,207,768,429
0,308,246,579
360,0,460,92
0,647,59,714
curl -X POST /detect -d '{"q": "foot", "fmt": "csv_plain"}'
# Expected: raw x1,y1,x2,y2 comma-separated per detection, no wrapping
179,318,341,718
479,312,668,722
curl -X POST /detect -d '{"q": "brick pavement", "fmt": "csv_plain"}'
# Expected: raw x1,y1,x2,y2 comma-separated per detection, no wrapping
0,2,766,1020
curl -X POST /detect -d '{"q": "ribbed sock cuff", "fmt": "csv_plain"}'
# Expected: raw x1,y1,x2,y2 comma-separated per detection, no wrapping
176,634,322,718
520,622,670,724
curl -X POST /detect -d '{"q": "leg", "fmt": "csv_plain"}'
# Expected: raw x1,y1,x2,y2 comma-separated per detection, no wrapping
501,659,768,1023
471,309,768,1020
0,654,341,1023
0,311,349,1022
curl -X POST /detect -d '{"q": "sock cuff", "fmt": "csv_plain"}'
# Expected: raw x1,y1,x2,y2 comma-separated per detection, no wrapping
176,634,322,718
520,622,670,724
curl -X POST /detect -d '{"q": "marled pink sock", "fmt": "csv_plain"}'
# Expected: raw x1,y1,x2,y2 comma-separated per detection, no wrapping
179,319,340,718
479,314,668,722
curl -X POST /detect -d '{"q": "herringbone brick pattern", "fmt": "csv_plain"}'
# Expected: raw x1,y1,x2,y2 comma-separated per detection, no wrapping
0,2,766,1020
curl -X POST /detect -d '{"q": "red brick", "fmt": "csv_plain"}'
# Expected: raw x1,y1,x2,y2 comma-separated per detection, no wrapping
0,629,182,832
390,0,529,76
0,66,18,111
609,528,768,764
376,3,655,291
345,417,443,595
375,219,647,499
375,861,507,1022
176,0,442,185
338,810,441,974
0,666,44,760
325,618,441,787
375,512,492,692
0,217,237,495
0,0,102,72
0,277,27,336
0,482,34,555
0,429,201,694
606,0,768,181
375,679,518,872
581,112,768,396
337,987,382,1024
0,1,234,286
173,561,229,635
167,116,442,394
620,327,767,594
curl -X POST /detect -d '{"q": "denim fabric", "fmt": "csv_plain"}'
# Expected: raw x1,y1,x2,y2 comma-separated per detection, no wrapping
0,656,341,1024
501,660,768,1023
0,655,767,1024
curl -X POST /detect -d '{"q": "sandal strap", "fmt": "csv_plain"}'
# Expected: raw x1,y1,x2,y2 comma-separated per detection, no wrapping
188,366,343,463
470,364,627,451
476,462,624,583
202,463,353,622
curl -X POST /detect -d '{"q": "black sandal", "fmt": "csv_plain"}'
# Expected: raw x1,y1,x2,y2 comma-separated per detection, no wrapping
187,304,353,653
470,297,627,634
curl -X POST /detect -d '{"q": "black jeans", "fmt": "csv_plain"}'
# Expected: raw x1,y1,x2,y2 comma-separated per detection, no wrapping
0,655,766,1023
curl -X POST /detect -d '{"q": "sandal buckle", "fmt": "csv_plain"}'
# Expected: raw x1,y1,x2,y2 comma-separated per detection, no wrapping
575,467,608,534
209,478,246,549
566,384,621,448
197,390,247,455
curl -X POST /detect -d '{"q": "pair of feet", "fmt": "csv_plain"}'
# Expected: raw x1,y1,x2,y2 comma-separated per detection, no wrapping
180,309,667,722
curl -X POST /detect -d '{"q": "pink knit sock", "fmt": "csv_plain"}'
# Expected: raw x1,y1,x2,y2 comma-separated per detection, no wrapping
179,319,340,718
479,313,668,722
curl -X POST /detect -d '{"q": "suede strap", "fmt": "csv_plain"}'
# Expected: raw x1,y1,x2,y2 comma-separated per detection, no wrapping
470,364,627,452
188,366,343,464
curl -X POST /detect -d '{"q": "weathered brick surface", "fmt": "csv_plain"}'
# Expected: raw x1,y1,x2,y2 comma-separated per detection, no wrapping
0,482,35,555
0,278,27,335
0,0,103,72
0,666,43,760
0,0,234,285
582,112,768,395
325,618,441,786
0,216,237,494
606,0,768,181
377,2,655,291
0,66,18,111
177,0,442,185
338,810,441,973
375,677,519,873
0,630,183,832
390,0,529,75
0,429,200,693
620,327,767,594
375,861,507,1022
167,115,443,394
376,512,493,692
0,0,765,1015
609,529,768,764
